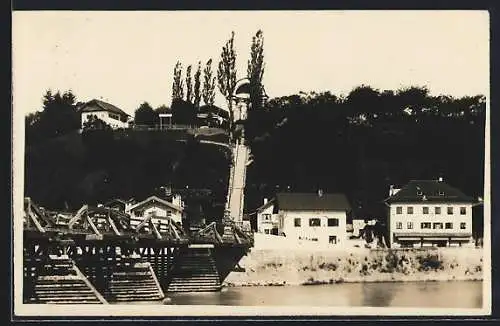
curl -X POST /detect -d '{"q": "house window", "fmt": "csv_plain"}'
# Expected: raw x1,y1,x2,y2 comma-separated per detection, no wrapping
445,222,453,229
294,218,301,227
407,222,414,229
309,218,321,227
407,206,413,214
396,206,402,214
396,222,402,229
329,236,337,244
327,218,339,227
263,214,271,221
167,211,172,218
135,210,144,217
447,207,453,215
433,222,443,229
264,229,270,234
435,207,441,214
460,207,466,215
423,207,429,214
421,222,431,229
460,222,466,230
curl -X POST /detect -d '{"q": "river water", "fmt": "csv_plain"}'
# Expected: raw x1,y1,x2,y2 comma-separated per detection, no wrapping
166,281,482,308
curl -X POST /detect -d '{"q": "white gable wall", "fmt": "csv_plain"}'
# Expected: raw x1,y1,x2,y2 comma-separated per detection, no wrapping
81,110,129,129
278,209,348,247
126,201,183,230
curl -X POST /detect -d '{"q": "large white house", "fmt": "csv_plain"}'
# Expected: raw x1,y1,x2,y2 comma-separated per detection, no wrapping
125,195,185,232
385,178,478,248
256,191,351,247
80,99,131,129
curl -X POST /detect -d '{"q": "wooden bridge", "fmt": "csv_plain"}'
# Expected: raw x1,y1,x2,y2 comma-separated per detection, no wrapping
23,197,253,304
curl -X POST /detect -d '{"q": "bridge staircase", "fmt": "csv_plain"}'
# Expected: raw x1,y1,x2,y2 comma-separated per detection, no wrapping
166,246,222,292
24,255,107,304
99,255,165,303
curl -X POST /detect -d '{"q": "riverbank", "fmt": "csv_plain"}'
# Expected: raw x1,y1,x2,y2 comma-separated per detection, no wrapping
224,247,483,287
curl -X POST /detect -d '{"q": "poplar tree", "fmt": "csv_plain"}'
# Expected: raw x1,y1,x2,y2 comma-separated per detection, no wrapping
186,65,193,103
247,30,265,110
217,31,237,132
194,61,202,108
202,59,216,106
172,61,184,102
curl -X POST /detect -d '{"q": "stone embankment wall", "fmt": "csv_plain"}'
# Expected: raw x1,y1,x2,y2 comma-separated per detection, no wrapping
224,247,483,286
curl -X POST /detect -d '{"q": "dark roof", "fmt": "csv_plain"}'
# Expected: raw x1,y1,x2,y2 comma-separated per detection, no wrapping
235,82,250,95
80,99,130,117
386,180,476,204
275,192,351,211
256,198,276,212
198,105,229,119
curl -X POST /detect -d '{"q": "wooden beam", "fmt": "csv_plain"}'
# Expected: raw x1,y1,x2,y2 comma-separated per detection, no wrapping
169,222,180,240
150,220,162,240
86,216,101,236
28,209,46,233
233,227,241,244
107,215,121,236
213,224,223,244
135,214,153,233
68,205,88,229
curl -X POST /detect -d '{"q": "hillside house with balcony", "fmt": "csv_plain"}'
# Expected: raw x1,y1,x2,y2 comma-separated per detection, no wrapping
125,195,185,232
385,178,478,248
79,99,131,129
256,191,351,247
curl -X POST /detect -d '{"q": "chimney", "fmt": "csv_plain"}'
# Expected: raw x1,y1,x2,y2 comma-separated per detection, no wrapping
318,189,324,197
165,184,172,197
389,185,401,197
263,198,268,205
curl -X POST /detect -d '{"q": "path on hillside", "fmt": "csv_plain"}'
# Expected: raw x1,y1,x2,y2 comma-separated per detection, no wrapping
226,141,249,225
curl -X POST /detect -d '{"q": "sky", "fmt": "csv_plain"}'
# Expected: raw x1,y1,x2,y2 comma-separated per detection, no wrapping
12,10,489,116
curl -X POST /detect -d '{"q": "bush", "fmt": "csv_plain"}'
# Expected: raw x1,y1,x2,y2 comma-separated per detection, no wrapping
417,254,443,271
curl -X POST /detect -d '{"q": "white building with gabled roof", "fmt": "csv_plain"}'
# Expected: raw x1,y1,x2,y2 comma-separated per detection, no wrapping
125,195,185,231
385,178,479,248
79,99,131,129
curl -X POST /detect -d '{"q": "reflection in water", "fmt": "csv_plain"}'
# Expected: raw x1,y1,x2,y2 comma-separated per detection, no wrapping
167,281,482,308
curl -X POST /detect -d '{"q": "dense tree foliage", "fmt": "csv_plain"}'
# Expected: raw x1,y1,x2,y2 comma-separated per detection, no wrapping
25,90,80,145
134,102,158,127
244,86,486,231
25,128,230,219
171,99,197,126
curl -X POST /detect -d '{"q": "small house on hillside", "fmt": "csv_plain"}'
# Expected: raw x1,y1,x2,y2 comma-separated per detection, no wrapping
125,195,185,231
385,178,479,248
79,99,130,129
256,191,351,247
197,105,229,128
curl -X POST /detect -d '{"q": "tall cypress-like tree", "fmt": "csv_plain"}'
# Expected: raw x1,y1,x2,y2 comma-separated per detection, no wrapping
186,65,193,103
172,61,184,102
247,30,265,110
217,31,237,134
202,59,216,106
194,61,202,108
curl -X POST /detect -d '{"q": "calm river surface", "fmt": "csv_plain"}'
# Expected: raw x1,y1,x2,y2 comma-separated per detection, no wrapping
166,281,482,308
